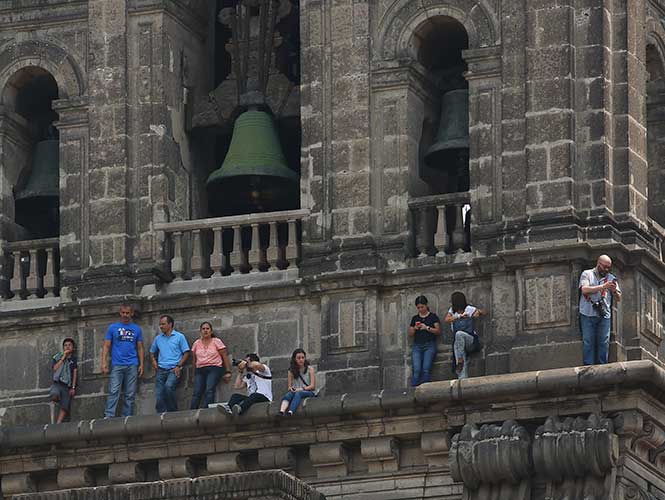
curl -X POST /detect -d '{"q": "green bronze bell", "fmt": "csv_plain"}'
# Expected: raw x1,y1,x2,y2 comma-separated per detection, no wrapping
424,89,469,169
15,138,60,238
15,139,60,203
207,110,299,216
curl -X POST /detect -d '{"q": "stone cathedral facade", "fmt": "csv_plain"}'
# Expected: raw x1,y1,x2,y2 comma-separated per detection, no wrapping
1,0,665,499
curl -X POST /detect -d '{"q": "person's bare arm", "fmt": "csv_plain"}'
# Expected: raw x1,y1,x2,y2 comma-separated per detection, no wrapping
150,352,159,371
233,370,247,390
408,324,416,337
305,367,316,391
137,341,145,377
219,347,232,381
287,370,294,391
70,368,78,396
444,312,455,323
472,308,486,317
101,340,111,374
429,322,442,335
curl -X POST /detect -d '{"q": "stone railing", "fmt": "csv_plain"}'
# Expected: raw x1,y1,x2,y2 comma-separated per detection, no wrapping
1,237,59,300
408,192,471,257
154,209,309,281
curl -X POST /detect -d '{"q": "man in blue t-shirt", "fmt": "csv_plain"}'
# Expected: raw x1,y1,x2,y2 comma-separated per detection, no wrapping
101,304,144,418
149,314,190,413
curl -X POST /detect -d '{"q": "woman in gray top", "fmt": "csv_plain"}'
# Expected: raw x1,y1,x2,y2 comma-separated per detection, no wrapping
279,349,316,416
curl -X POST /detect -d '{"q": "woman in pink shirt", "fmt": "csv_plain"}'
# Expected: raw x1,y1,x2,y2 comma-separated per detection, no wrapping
189,322,232,409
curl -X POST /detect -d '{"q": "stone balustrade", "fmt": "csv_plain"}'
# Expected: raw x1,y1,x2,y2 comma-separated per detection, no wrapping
408,192,471,258
154,209,309,282
1,237,59,301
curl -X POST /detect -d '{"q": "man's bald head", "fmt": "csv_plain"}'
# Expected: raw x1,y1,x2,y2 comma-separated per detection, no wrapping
597,255,612,266
596,255,612,276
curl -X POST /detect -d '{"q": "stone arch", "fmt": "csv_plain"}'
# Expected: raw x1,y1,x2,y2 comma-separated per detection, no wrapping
376,0,499,62
0,38,85,107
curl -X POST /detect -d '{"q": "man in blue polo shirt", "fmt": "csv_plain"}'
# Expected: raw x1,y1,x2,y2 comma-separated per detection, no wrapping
102,304,144,418
149,314,190,413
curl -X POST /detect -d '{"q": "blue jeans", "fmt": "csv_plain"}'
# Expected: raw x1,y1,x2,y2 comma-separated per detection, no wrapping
281,390,315,413
412,341,437,386
155,368,181,413
580,314,611,365
190,366,225,409
104,365,138,418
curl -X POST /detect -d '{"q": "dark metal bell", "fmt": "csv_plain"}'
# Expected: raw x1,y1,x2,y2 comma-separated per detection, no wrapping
15,139,60,239
15,139,60,202
424,89,469,169
207,110,299,216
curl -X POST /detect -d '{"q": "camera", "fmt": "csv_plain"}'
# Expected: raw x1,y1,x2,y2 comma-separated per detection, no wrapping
232,358,245,367
592,300,610,317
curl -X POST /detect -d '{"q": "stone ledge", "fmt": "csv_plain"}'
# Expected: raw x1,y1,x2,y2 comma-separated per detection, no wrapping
0,361,662,451
9,470,326,500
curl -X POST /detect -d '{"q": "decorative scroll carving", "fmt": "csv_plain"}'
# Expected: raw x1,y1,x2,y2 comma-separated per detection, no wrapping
533,415,617,500
450,420,532,500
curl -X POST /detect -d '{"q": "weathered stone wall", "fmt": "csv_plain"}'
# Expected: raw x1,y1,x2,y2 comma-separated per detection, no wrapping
0,0,663,457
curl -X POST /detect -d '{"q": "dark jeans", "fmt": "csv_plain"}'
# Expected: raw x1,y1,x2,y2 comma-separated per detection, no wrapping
190,366,225,409
412,341,437,386
228,392,269,415
155,368,181,413
580,314,611,365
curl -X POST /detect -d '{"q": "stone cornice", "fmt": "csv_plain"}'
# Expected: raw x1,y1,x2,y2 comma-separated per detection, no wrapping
1,361,664,453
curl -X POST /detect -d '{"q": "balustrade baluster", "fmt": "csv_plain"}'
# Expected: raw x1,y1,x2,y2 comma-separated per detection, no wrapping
248,223,262,273
171,232,185,281
210,227,225,277
285,220,298,268
416,207,430,257
230,225,244,274
435,205,449,256
10,251,22,300
44,247,56,297
266,222,279,271
452,204,465,253
26,249,39,298
191,229,205,279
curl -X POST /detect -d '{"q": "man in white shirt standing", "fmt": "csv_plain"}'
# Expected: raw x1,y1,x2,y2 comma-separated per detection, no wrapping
579,255,622,365
226,353,272,415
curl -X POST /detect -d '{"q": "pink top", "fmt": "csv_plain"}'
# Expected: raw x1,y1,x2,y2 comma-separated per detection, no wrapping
191,337,226,368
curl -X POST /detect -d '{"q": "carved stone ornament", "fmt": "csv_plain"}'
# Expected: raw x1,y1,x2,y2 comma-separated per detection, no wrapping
533,414,618,500
450,420,532,500
209,0,298,124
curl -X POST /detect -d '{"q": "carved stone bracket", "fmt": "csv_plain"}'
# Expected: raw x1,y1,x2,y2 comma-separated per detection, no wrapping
533,415,618,500
450,415,620,500
450,420,532,500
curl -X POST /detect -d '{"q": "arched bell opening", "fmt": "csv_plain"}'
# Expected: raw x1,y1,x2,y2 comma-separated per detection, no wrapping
3,67,60,240
415,16,470,196
200,0,301,219
647,42,665,227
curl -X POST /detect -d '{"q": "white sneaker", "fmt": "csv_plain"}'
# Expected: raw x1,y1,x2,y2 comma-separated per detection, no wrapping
220,403,232,415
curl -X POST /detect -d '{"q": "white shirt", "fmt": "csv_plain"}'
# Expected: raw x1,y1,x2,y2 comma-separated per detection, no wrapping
247,365,273,401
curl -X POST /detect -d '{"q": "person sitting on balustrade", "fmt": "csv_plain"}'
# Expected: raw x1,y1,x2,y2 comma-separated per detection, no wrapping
279,348,316,416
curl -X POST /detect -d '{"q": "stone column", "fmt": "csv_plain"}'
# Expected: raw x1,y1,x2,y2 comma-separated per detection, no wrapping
0,106,30,241
300,0,376,272
53,96,89,291
86,0,131,273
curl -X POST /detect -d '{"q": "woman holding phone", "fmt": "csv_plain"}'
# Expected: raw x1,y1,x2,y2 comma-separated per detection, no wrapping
408,296,441,386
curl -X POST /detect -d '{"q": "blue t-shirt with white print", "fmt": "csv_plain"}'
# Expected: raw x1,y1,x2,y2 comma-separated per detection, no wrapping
105,322,143,366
